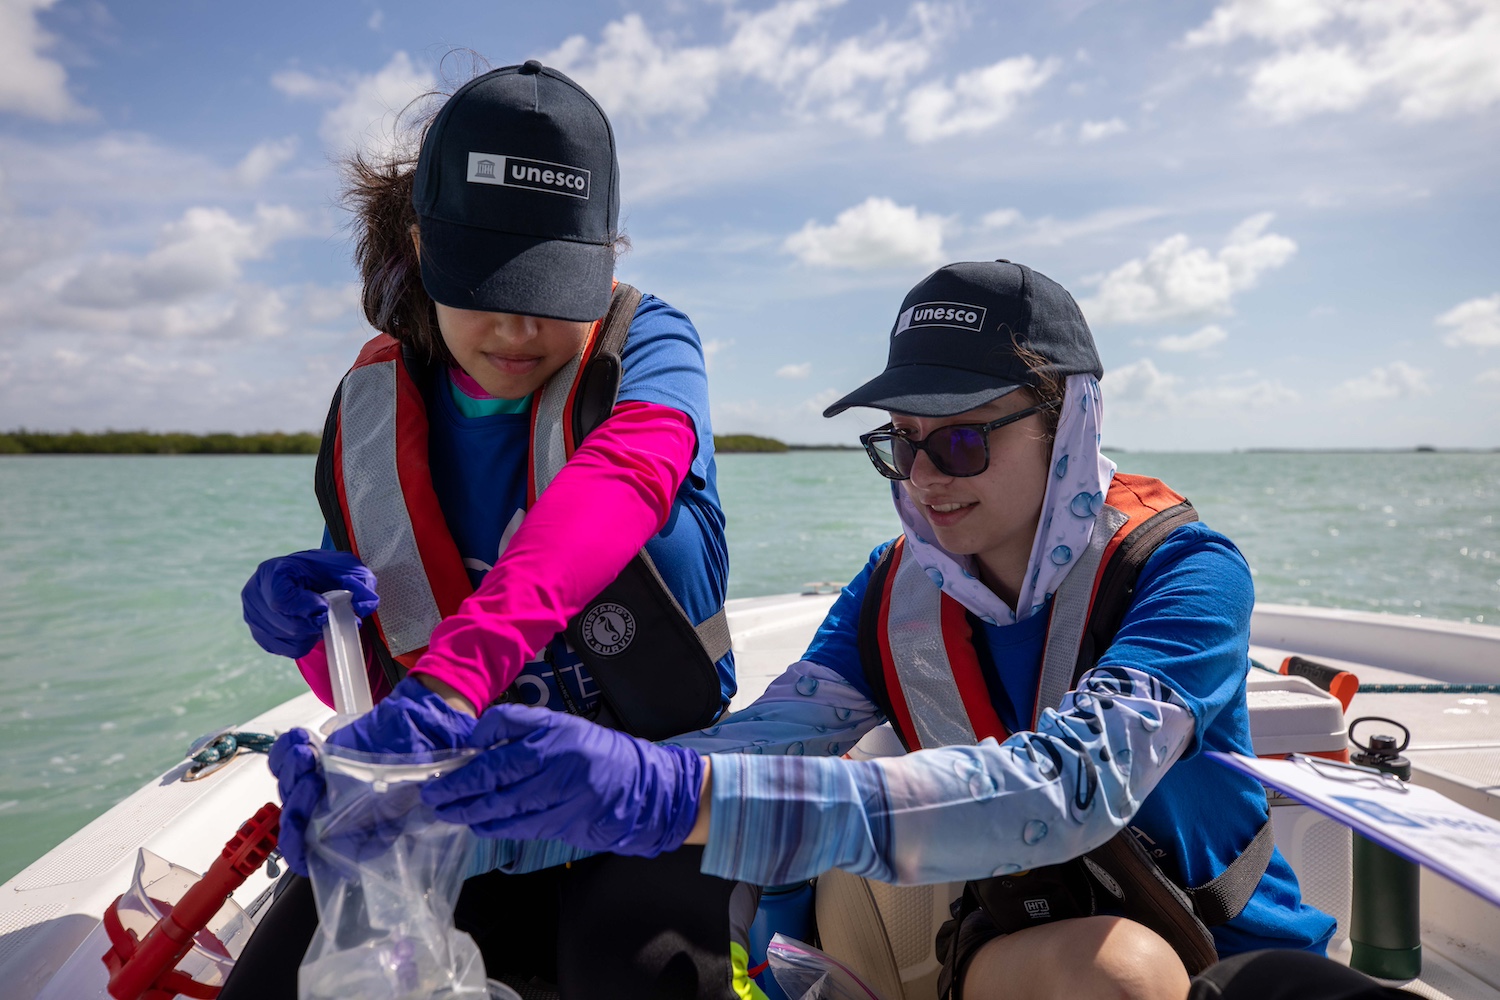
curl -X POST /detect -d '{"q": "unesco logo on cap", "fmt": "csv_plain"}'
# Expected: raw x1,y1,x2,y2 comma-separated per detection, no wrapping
466,152,591,200
581,603,636,656
893,301,988,336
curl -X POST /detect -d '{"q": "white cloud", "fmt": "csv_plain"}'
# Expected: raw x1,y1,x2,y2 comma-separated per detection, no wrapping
1185,0,1341,47
1187,0,1500,122
1080,213,1296,325
234,137,299,187
984,205,1164,247
0,133,231,209
271,69,344,101
1437,293,1500,348
143,285,292,342
1188,376,1299,409
300,283,361,324
902,55,1059,142
546,13,726,121
368,9,385,31
0,194,89,277
0,0,89,122
784,196,946,269
273,52,437,157
0,337,351,433
982,208,1023,229
702,338,733,373
53,346,87,369
0,205,313,348
1158,324,1229,353
1079,117,1128,142
776,362,812,379
1103,357,1181,410
1476,368,1500,386
1104,357,1299,414
59,205,308,309
1245,44,1376,120
547,2,956,135
1332,361,1432,402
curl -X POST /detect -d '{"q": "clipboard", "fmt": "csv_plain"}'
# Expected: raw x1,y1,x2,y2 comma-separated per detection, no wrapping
1208,751,1500,909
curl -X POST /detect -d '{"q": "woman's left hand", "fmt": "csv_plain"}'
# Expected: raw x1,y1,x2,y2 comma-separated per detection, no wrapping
421,704,705,857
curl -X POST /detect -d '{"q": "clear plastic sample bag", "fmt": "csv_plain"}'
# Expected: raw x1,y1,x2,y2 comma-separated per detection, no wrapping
299,740,487,1000
768,933,886,1000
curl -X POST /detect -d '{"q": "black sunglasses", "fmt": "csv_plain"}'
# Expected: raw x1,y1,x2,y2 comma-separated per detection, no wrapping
859,399,1060,480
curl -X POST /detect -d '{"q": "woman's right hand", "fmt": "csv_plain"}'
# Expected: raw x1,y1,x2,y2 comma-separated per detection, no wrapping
241,550,379,659
420,703,706,858
269,676,478,876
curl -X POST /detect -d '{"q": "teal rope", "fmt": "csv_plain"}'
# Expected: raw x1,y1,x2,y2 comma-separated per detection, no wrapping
188,731,276,772
1357,683,1500,694
1251,659,1500,694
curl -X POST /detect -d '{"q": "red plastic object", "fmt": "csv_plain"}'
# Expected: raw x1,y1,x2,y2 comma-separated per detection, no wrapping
102,802,280,1000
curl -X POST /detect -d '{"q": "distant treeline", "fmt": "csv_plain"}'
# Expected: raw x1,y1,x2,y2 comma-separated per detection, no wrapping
713,434,860,453
714,434,789,453
2,429,873,456
0,430,321,455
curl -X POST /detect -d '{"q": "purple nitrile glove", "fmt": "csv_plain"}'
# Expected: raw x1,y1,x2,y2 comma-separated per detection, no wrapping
268,676,477,876
241,550,380,659
419,703,705,858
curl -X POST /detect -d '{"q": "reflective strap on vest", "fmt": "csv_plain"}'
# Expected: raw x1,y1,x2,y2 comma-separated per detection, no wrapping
1034,504,1131,718
886,553,980,749
882,500,1129,744
531,348,583,493
529,283,729,659
339,359,442,657
695,605,733,664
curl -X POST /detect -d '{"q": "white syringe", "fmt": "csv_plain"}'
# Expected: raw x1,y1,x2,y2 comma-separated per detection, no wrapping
321,589,373,731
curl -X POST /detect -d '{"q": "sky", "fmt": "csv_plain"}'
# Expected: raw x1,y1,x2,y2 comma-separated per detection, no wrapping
0,0,1497,450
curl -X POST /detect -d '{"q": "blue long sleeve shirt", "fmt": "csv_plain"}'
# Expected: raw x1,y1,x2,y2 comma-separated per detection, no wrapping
678,522,1335,957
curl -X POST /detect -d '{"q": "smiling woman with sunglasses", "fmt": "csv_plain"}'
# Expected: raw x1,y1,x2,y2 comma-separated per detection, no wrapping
418,261,1355,1000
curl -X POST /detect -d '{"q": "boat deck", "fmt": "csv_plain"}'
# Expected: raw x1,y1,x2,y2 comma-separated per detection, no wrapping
2,597,1496,999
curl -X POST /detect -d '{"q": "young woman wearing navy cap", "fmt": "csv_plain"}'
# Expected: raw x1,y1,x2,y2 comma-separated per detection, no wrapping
227,61,762,999
414,260,1393,1000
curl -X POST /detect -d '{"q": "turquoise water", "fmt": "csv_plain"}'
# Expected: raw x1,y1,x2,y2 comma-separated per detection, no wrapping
1,451,1497,882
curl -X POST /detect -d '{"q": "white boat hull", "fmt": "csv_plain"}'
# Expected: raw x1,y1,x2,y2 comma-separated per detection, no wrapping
3,599,1496,999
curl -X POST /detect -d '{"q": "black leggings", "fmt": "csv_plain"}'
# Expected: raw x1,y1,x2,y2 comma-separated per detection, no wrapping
219,847,743,1000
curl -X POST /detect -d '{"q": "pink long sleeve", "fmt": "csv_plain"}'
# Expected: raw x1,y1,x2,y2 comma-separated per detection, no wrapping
407,399,697,712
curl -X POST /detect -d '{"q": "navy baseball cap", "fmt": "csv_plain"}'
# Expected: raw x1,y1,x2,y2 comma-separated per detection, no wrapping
823,260,1103,417
412,61,619,322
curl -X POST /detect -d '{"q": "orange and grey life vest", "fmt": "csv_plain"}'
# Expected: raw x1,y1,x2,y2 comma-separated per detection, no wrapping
314,283,730,741
858,475,1273,975
857,474,1200,750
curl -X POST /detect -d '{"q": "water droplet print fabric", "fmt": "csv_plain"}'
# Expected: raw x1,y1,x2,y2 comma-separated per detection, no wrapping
894,374,1117,626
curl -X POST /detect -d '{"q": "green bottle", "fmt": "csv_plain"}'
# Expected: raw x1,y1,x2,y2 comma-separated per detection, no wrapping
1347,719,1421,981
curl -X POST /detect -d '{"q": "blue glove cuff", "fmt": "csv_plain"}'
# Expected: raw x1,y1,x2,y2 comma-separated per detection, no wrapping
653,744,706,857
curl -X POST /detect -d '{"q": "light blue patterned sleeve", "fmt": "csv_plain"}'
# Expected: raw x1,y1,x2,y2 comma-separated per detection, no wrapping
701,665,1196,886
463,659,876,877
465,835,597,878
668,660,886,757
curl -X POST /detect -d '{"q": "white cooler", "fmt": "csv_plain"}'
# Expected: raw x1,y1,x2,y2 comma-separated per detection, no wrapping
1246,671,1353,952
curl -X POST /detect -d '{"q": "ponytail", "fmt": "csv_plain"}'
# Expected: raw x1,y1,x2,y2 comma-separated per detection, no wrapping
343,147,453,366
